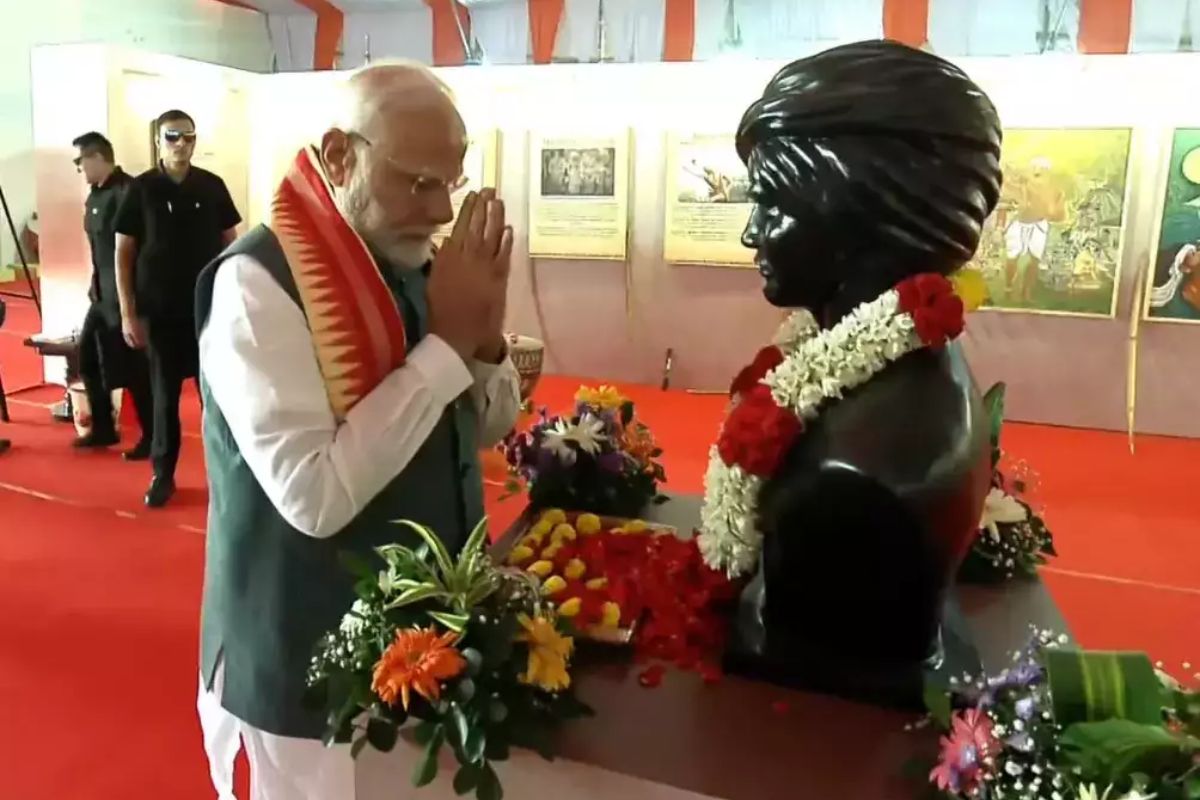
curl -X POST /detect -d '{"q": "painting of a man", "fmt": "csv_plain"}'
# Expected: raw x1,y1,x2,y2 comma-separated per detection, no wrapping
971,128,1130,317
1003,157,1067,303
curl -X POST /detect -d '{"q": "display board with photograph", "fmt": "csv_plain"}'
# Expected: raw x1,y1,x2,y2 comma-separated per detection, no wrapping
662,132,755,266
434,129,499,247
1144,127,1200,324
968,128,1132,318
528,132,630,260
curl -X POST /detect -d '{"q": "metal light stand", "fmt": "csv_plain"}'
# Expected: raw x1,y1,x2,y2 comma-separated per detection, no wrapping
0,180,46,423
451,5,486,65
594,0,614,63
0,182,41,316
719,0,743,54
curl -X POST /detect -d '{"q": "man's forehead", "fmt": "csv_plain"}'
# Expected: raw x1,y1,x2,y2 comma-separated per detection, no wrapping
162,121,195,131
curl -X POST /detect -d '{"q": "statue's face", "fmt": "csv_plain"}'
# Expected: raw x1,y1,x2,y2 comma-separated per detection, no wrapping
741,163,840,309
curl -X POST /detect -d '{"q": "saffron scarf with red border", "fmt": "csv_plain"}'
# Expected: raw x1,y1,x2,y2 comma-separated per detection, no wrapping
270,146,408,422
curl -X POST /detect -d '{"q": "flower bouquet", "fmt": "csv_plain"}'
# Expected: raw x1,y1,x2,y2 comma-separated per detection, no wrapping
499,385,668,518
959,382,1057,584
914,629,1199,800
501,508,737,686
305,518,591,800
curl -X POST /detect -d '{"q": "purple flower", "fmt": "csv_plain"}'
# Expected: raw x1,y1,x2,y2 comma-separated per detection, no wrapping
597,451,625,473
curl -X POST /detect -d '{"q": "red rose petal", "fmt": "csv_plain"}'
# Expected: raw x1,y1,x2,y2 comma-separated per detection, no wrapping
698,661,724,684
638,664,666,688
729,345,785,397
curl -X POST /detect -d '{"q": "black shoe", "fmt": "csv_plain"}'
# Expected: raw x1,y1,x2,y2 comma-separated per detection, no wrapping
145,475,176,508
73,430,120,449
123,440,152,461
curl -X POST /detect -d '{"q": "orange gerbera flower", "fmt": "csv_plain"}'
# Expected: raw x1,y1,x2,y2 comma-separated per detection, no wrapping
371,627,467,710
621,422,658,465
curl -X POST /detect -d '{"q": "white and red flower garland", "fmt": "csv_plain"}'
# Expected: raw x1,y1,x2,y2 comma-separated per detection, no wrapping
697,273,970,577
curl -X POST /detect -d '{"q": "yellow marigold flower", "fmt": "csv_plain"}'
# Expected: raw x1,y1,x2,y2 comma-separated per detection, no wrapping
558,597,582,617
950,267,988,312
516,614,574,692
507,545,534,565
575,384,626,411
527,560,554,577
610,526,627,535
540,543,562,560
625,519,648,533
529,519,554,538
585,577,608,590
600,602,621,629
575,513,602,535
551,523,577,543
563,559,587,580
541,575,567,596
539,509,566,526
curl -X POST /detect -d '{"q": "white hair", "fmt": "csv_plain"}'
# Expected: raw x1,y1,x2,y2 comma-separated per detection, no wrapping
332,59,457,137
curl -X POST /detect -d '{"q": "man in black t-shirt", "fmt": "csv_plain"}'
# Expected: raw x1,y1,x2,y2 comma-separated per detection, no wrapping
71,131,154,455
114,109,242,507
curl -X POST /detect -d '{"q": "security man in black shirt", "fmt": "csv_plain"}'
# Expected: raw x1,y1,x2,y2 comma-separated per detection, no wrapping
72,132,154,455
114,109,242,507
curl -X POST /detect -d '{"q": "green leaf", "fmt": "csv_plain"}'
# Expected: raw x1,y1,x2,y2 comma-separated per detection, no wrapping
1045,649,1167,725
396,519,456,581
456,677,477,703
983,381,1006,462
1059,719,1193,787
463,575,501,610
412,726,445,788
450,703,472,753
366,717,398,752
454,763,481,795
1184,772,1200,799
413,720,440,746
475,762,504,800
460,517,492,565
923,681,952,729
465,725,487,765
428,610,471,633
384,584,447,611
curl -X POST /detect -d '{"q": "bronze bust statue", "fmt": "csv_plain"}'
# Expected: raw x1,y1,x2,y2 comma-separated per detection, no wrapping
722,40,1002,708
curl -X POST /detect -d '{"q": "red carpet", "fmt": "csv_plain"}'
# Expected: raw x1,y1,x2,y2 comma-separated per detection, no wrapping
1,352,1198,797
0,291,45,396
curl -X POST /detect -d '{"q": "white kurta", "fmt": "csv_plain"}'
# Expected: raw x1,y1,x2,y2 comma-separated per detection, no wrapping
196,253,521,800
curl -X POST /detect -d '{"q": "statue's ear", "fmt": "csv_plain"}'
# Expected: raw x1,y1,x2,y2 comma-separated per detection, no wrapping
982,382,1006,468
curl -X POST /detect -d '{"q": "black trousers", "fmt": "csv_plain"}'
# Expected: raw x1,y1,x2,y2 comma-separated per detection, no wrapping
78,303,153,440
144,317,201,481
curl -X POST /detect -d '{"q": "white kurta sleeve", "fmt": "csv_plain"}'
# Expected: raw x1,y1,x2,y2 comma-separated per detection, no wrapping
198,254,473,539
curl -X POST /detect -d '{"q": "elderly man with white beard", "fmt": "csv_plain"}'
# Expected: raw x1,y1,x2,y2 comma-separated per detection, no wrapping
193,61,521,799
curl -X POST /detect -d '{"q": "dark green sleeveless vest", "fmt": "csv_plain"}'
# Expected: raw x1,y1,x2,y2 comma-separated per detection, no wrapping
195,225,485,738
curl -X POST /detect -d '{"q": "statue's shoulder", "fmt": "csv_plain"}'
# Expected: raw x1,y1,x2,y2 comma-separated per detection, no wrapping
767,344,984,508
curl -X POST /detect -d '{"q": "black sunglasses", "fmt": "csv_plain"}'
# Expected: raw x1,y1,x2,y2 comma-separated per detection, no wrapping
163,130,197,144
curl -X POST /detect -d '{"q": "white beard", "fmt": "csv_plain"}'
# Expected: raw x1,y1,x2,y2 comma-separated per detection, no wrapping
336,167,434,270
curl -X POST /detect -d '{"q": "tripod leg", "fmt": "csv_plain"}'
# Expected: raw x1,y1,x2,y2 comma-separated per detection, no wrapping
0,366,9,423
0,181,41,317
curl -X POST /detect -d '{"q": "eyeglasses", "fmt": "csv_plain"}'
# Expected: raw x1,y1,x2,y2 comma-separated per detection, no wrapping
346,131,468,196
163,130,197,144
